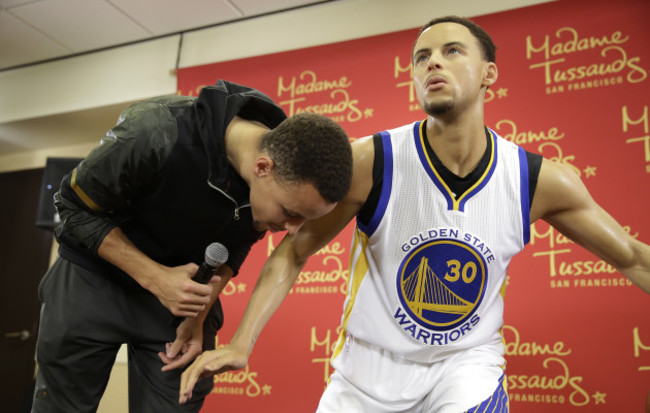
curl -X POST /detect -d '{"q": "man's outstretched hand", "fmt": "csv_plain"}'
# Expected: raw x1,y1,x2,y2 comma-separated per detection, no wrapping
179,345,249,404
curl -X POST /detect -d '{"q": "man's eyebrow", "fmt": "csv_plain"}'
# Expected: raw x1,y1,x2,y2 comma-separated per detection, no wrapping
412,41,469,58
413,47,431,58
443,41,469,49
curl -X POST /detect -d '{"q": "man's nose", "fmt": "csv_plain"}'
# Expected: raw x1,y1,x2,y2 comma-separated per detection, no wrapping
285,218,306,235
427,52,444,70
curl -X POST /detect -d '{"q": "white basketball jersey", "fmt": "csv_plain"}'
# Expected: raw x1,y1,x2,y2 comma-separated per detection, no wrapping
335,121,530,363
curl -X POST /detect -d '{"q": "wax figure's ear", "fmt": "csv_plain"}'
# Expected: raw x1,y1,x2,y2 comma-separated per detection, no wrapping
482,62,498,88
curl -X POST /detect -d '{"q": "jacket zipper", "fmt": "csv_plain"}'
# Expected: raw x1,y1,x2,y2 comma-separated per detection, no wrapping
207,180,250,221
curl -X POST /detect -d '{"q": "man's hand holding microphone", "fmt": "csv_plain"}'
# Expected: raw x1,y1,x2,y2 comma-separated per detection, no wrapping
158,243,229,372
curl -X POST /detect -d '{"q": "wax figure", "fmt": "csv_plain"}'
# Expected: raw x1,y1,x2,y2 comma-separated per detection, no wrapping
179,19,650,412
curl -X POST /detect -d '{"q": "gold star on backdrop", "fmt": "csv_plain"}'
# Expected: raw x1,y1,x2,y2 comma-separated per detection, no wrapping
583,165,597,178
592,391,606,404
497,88,508,98
263,384,272,395
364,108,374,118
237,283,247,293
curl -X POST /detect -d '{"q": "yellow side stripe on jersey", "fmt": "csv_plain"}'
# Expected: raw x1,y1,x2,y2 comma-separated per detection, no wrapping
70,168,103,212
331,227,369,360
498,277,508,364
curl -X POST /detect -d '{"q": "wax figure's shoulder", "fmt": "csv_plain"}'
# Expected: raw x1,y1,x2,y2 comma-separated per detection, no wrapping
530,157,591,223
348,136,375,206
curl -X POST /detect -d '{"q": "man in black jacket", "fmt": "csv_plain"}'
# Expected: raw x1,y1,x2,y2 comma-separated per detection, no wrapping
32,80,353,413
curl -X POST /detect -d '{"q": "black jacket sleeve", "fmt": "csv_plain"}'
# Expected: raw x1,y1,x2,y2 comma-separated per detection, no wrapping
54,101,178,255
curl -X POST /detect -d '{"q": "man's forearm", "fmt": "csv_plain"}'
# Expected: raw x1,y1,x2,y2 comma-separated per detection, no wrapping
97,227,217,318
97,226,163,290
197,266,234,323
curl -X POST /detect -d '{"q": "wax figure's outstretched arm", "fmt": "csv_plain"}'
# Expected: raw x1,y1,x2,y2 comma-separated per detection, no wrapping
531,158,650,293
179,136,375,403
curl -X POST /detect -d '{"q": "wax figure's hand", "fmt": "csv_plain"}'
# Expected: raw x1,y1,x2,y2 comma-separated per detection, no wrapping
179,345,249,404
159,317,203,371
150,263,215,317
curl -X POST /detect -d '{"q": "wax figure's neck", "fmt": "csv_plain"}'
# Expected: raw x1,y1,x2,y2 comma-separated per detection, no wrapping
425,106,487,179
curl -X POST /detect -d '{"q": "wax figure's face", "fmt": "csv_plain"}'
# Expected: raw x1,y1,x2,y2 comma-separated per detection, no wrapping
412,22,496,117
249,158,336,234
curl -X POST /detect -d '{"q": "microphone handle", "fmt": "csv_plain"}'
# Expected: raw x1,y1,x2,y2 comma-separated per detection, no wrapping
193,262,216,284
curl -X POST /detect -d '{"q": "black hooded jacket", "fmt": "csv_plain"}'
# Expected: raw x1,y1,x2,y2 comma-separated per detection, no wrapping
53,80,286,328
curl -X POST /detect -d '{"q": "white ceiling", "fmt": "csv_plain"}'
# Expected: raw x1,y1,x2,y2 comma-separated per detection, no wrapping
0,0,338,165
0,0,554,169
0,0,333,70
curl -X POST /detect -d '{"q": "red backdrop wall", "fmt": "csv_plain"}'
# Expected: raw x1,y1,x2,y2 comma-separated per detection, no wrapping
177,0,650,411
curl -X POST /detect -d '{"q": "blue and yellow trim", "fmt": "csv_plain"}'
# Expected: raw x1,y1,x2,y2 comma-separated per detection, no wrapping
517,147,531,245
357,130,394,238
414,121,498,212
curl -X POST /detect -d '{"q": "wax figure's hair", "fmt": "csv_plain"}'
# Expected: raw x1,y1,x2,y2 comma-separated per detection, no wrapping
414,15,497,63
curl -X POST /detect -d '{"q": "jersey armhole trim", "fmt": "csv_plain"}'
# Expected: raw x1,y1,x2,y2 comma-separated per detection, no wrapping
518,146,531,245
358,130,394,237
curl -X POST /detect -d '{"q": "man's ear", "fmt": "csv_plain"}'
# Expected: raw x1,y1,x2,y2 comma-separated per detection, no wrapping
482,62,498,88
253,156,274,178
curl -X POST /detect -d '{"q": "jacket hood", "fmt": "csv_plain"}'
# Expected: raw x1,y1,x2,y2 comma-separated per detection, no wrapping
194,79,287,190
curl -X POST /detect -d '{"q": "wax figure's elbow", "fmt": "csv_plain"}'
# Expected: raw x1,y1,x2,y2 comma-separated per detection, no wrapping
276,234,310,269
619,239,650,294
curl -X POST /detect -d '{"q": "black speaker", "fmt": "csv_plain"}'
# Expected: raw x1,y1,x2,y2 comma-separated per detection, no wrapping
36,157,83,229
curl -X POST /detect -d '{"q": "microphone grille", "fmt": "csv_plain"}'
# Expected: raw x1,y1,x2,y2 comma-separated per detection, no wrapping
204,242,229,267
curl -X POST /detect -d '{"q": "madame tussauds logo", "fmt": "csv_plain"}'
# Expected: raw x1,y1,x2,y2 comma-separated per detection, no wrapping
526,27,647,94
394,236,488,346
276,70,365,122
504,325,605,407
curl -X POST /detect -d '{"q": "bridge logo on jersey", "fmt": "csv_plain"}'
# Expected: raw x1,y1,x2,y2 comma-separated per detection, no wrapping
395,239,487,334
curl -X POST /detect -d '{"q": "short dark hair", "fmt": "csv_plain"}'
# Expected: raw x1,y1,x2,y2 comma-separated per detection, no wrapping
260,112,352,204
414,16,497,63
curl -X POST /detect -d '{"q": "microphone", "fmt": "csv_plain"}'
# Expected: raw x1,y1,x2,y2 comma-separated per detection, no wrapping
193,242,229,284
